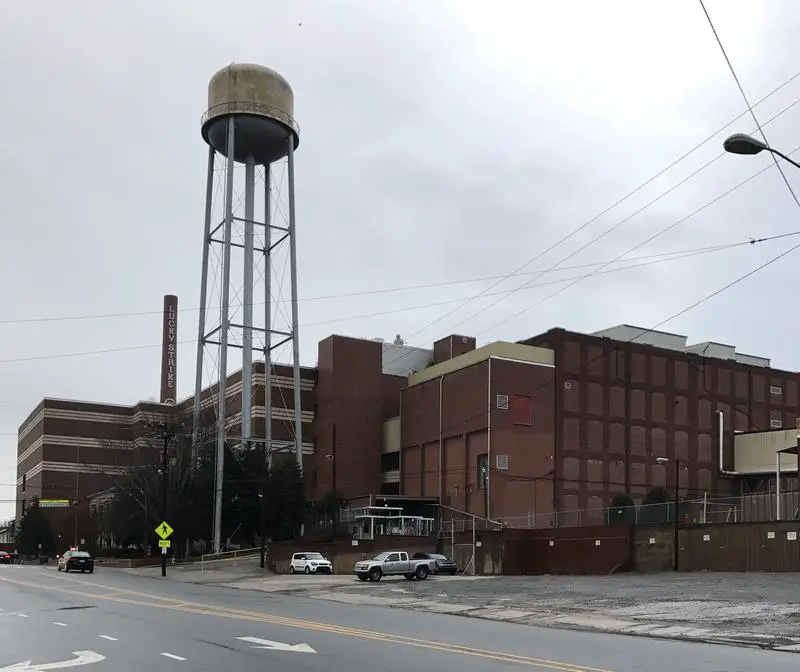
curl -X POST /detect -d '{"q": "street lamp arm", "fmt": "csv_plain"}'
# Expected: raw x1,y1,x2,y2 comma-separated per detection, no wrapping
767,147,800,172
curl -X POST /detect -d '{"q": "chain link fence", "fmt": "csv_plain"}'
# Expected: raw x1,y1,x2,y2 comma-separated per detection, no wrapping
440,491,800,531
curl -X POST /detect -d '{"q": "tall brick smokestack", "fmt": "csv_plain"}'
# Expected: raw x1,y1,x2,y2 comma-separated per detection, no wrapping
160,295,178,404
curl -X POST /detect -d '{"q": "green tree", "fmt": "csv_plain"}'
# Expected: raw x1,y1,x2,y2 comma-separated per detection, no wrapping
640,486,672,524
264,461,305,541
17,499,56,555
316,489,344,519
605,493,636,525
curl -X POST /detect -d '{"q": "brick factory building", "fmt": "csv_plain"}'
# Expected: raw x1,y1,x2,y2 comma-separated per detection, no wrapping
14,324,800,544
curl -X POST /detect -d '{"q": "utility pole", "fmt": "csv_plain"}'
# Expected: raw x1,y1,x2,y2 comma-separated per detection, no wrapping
259,438,267,569
673,458,680,572
332,423,338,535
152,419,181,578
161,426,170,578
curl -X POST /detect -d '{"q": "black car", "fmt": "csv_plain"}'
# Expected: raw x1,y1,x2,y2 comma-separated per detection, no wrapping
57,550,94,573
412,552,458,575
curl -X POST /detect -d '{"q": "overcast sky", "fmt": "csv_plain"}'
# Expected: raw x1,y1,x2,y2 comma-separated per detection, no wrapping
2,0,800,520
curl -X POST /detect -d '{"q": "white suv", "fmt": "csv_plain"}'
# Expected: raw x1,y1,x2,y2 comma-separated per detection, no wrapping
288,551,333,575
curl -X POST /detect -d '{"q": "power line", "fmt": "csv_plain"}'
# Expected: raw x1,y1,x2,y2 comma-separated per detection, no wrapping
477,141,800,338
699,0,800,209
456,99,800,339
374,70,800,350
0,240,774,328
0,232,792,368
379,99,800,372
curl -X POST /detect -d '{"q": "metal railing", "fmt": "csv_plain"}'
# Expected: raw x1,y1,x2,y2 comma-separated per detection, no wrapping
199,546,263,572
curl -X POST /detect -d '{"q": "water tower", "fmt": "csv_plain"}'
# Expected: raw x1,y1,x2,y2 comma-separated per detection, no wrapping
191,64,304,553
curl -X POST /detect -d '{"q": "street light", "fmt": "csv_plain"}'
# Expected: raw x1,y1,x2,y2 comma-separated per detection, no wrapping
723,133,800,170
655,456,680,572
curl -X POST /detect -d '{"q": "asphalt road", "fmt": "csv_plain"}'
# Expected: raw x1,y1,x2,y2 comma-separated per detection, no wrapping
0,564,796,672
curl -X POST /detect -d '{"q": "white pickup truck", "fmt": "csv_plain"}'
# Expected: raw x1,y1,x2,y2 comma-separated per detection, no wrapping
353,551,436,582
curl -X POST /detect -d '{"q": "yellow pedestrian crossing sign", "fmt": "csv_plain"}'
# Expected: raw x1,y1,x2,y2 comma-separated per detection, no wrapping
155,521,174,540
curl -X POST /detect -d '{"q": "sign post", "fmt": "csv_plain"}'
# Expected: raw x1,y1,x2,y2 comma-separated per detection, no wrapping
155,521,174,577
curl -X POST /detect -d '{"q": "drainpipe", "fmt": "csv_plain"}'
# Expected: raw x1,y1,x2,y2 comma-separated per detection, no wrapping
718,410,743,477
486,358,492,520
438,375,444,504
776,451,782,521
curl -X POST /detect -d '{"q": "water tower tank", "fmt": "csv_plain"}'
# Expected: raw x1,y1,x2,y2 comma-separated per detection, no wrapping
201,63,299,164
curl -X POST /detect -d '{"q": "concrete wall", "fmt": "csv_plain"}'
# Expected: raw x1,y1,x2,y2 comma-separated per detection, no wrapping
634,521,800,573
449,521,800,575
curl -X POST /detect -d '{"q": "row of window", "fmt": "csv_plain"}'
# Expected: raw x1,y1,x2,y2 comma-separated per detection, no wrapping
561,343,795,402
563,384,794,429
562,419,718,461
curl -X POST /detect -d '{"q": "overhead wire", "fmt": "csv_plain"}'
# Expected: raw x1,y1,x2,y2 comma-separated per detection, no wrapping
457,96,800,338
699,0,800,209
380,93,800,370
0,232,792,368
477,140,800,338
374,69,800,356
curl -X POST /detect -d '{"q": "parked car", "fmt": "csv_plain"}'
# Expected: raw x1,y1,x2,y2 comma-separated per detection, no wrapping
288,552,333,575
57,550,94,573
412,552,458,575
0,550,10,565
353,551,436,582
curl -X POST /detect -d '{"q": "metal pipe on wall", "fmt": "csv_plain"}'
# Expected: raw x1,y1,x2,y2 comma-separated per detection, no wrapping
486,358,492,520
776,451,782,521
438,376,443,503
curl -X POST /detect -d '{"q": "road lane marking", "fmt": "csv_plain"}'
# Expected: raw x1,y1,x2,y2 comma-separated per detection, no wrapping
0,574,610,672
53,621,68,627
98,635,117,641
17,613,29,618
160,653,186,661
0,650,105,670
237,636,316,653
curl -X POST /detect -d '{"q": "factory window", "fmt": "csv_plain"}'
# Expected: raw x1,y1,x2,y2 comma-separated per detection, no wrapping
511,395,532,426
496,394,509,410
22,473,26,493
381,451,400,472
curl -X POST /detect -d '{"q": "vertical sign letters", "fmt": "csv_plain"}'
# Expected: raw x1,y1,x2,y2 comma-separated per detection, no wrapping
160,294,178,404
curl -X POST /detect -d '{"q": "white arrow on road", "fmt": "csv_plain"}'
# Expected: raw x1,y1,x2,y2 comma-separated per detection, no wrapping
237,636,316,653
0,650,105,671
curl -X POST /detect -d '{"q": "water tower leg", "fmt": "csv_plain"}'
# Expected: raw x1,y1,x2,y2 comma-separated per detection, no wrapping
287,136,303,473
264,164,273,472
241,156,256,446
213,117,236,554
192,145,216,471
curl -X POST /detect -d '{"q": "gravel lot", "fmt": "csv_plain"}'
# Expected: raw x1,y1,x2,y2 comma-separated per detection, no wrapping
282,572,800,645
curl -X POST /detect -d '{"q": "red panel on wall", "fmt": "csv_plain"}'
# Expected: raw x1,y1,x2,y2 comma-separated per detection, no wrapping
511,395,532,426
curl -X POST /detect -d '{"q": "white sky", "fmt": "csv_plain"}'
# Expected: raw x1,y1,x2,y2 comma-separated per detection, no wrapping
2,0,800,519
